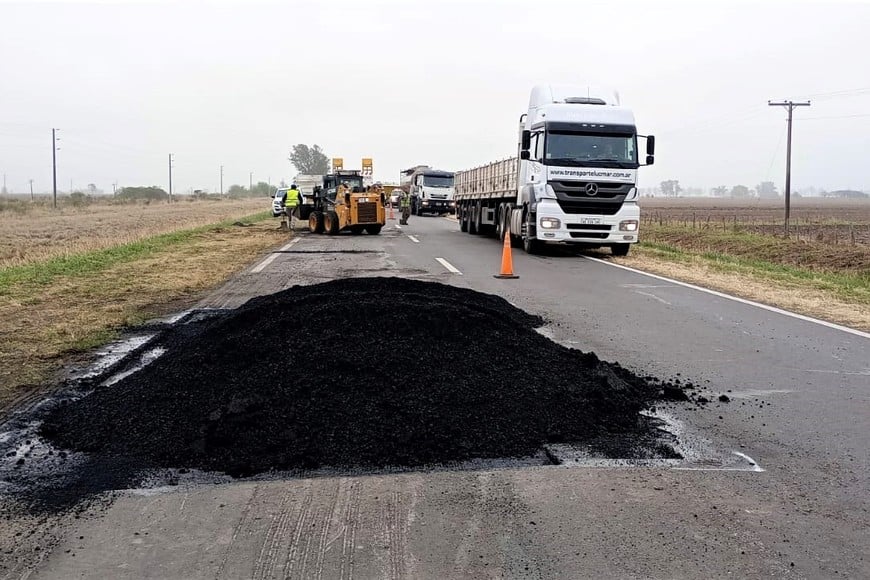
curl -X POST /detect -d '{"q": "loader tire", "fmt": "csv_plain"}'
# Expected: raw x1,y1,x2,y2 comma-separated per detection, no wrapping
365,224,383,235
325,211,340,235
309,211,324,234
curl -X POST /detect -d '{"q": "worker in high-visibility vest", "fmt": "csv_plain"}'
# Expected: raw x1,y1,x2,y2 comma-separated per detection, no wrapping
282,184,302,229
399,190,411,225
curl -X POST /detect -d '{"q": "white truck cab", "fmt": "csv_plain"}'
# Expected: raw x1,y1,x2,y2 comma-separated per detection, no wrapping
515,85,654,255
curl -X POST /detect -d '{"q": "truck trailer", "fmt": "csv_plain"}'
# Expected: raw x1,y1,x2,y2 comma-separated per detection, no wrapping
454,85,655,255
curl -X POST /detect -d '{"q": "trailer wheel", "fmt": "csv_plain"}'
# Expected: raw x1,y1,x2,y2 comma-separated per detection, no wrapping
365,224,382,235
308,211,324,234
325,211,340,235
459,206,469,232
611,244,630,257
469,204,479,235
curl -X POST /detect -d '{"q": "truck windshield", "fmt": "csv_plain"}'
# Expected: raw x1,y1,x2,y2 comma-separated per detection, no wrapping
545,132,637,167
422,175,454,188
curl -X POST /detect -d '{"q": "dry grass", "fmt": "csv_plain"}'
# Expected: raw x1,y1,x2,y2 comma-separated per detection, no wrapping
0,215,287,412
0,197,269,267
616,248,870,332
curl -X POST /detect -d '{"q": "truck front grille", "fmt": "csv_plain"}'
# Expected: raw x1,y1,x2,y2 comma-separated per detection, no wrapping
556,200,623,215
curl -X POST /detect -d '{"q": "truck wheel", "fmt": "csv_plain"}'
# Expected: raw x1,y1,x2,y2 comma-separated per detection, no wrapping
325,211,340,235
365,224,382,235
468,205,479,235
523,235,542,255
459,207,469,232
309,211,324,234
350,226,364,235
611,244,630,257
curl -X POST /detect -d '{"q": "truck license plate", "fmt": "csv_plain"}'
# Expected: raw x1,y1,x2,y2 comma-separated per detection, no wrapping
578,217,602,225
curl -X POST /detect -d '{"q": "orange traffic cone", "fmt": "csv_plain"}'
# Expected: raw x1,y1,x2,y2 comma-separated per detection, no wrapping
389,204,395,220
494,231,519,279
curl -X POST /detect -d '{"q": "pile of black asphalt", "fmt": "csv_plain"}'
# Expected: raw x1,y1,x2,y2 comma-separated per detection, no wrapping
12,277,699,511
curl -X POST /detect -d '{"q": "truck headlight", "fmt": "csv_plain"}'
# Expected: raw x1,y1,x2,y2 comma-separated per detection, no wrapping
619,220,638,232
422,201,429,206
540,217,561,229
449,202,455,207
625,187,638,201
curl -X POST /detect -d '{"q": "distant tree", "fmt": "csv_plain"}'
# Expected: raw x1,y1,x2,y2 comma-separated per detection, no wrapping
86,183,102,195
659,180,682,197
711,186,728,197
227,184,249,198
252,181,274,196
289,144,330,174
756,181,778,199
69,191,91,207
116,186,169,202
730,185,751,198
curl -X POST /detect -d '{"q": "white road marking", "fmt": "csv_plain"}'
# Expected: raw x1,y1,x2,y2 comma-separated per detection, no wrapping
620,283,673,289
436,258,463,275
633,290,671,306
252,238,299,273
251,253,279,273
395,224,403,230
673,451,765,473
584,256,870,340
726,389,792,399
408,235,420,243
279,238,300,252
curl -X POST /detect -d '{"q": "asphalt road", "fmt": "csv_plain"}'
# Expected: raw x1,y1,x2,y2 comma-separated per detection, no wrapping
12,215,870,579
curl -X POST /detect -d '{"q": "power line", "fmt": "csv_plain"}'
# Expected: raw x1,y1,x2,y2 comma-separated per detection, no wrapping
768,100,811,236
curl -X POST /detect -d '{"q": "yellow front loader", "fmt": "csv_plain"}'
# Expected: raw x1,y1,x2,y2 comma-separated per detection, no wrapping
307,169,387,235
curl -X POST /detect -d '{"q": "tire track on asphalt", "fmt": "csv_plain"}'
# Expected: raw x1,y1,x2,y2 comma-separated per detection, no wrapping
214,484,261,579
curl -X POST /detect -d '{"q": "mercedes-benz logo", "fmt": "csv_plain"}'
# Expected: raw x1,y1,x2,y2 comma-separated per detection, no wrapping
585,183,599,196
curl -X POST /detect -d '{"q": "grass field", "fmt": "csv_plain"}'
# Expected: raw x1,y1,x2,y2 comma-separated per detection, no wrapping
0,197,271,268
619,198,870,330
0,201,288,412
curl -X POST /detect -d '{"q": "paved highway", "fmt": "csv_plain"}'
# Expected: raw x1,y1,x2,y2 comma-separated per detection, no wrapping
22,215,870,579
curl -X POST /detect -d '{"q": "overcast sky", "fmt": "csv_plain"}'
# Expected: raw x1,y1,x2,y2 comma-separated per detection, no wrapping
2,0,869,195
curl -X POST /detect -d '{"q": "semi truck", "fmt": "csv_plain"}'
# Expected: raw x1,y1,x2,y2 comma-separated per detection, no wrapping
454,85,655,255
400,165,456,216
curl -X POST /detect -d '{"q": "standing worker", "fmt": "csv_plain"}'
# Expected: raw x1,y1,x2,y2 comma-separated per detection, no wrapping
399,189,411,225
282,183,302,229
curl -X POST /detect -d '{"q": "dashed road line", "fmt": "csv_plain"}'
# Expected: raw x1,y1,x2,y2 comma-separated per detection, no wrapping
584,255,870,340
252,238,299,273
408,235,420,243
633,290,671,306
436,257,462,275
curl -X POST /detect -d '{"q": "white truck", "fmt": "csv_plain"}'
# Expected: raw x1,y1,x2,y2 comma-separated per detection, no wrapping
400,165,456,216
454,85,655,255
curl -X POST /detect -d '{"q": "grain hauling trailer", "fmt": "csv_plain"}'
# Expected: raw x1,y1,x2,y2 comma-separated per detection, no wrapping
454,85,655,255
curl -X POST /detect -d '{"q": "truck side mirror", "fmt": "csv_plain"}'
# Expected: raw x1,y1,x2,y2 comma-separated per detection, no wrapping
646,135,655,156
521,130,531,151
520,150,531,160
646,155,655,165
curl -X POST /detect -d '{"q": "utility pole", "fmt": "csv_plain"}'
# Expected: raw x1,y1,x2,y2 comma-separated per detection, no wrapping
29,179,34,201
112,181,117,196
168,154,174,203
249,171,253,195
768,100,811,236
2,173,6,195
52,128,59,208
220,165,224,196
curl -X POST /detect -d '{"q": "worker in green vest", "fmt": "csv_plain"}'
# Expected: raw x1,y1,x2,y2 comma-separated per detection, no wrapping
282,184,302,229
399,190,411,225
